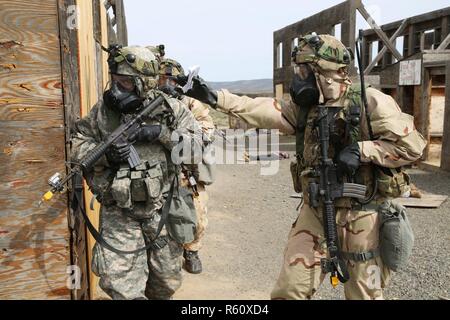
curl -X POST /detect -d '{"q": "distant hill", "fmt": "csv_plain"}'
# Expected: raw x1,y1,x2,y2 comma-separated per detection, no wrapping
209,79,273,94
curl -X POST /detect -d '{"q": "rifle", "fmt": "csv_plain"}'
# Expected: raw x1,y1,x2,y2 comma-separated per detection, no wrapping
39,94,166,206
308,105,368,287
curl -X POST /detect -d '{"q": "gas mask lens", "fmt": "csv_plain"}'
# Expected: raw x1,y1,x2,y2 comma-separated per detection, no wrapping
290,64,320,109
111,74,136,92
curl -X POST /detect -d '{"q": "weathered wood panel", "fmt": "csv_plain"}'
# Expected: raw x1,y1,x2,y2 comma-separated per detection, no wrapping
57,0,89,300
442,62,450,171
0,0,70,300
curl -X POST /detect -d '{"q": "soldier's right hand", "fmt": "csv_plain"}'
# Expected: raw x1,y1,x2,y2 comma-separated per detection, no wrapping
175,75,218,108
107,141,132,164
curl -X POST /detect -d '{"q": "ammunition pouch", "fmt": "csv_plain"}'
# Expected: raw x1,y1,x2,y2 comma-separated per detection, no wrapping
378,200,414,271
376,167,411,198
110,161,164,209
290,156,306,194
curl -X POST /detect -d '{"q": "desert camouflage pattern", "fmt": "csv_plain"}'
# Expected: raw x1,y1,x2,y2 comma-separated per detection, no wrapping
71,91,203,300
293,34,352,71
271,204,391,300
217,87,426,168
215,83,425,299
179,96,215,251
183,183,209,252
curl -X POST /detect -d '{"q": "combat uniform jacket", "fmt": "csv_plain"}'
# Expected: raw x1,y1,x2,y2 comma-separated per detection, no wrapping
215,87,427,205
71,93,203,218
181,96,216,186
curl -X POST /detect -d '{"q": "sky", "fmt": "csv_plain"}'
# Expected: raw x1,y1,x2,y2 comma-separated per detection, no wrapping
124,0,449,81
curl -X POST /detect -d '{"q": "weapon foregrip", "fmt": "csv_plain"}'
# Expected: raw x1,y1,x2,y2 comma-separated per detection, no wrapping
80,142,110,171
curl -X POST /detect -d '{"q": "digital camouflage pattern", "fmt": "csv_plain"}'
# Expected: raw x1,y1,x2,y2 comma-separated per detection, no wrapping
113,46,160,96
72,90,203,300
179,96,215,251
159,58,186,78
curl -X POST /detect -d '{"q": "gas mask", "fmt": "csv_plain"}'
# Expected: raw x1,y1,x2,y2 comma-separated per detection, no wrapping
104,75,143,113
290,64,320,109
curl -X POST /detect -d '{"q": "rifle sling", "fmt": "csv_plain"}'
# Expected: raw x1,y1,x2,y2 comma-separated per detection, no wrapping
72,172,175,255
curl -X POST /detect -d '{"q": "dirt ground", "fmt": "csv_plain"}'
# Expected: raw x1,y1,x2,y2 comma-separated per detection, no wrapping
174,148,450,300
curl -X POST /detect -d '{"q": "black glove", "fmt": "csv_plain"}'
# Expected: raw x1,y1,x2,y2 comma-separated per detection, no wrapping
130,124,162,143
107,141,132,164
337,143,361,177
175,75,218,107
160,84,182,99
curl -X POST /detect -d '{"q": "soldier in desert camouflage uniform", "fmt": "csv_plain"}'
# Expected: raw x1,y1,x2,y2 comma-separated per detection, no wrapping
72,46,202,300
177,34,427,300
159,58,216,274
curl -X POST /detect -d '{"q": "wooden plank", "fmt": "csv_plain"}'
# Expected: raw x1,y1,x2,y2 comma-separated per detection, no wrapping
358,5,403,61
0,0,70,300
365,19,409,75
115,0,128,46
394,194,448,208
436,33,450,51
421,68,432,160
442,62,450,171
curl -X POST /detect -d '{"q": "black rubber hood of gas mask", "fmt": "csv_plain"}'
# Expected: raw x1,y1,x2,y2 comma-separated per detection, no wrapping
290,64,320,109
103,81,143,113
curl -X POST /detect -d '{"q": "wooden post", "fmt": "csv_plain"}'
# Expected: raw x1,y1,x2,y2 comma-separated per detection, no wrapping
57,0,89,300
442,62,450,171
420,67,432,161
115,0,128,46
408,25,416,56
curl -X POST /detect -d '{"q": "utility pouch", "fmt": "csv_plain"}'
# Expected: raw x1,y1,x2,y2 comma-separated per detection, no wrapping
378,200,414,272
110,167,132,209
143,162,164,200
166,180,197,245
290,157,305,194
376,167,411,198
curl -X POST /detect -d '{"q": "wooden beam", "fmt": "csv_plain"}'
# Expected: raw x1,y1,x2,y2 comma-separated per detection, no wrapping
57,0,89,300
442,61,450,171
357,4,404,61
114,0,128,46
436,33,450,51
421,68,432,160
365,19,409,74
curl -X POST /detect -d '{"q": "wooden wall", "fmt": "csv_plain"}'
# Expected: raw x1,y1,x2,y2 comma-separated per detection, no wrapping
0,0,70,299
0,0,127,300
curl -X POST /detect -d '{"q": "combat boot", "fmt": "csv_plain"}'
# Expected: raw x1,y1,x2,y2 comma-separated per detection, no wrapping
183,250,202,274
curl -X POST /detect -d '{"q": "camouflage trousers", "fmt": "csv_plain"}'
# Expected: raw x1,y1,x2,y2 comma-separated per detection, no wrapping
92,204,183,300
271,204,391,300
183,183,209,252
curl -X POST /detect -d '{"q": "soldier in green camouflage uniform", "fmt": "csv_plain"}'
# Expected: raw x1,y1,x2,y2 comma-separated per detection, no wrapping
177,34,427,300
159,58,216,274
72,46,203,300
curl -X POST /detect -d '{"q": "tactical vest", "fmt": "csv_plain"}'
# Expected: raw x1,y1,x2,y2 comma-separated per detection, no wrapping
291,84,410,208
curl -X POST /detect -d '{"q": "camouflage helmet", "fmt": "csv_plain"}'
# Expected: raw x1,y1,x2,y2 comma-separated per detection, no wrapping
109,46,159,97
146,44,165,62
292,33,353,71
159,58,185,78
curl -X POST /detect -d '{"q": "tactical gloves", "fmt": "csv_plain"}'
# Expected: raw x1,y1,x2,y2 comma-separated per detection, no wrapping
337,143,361,177
175,75,218,108
131,124,162,143
107,141,132,164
